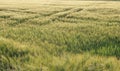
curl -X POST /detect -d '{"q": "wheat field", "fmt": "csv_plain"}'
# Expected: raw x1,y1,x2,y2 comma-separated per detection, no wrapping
0,0,120,71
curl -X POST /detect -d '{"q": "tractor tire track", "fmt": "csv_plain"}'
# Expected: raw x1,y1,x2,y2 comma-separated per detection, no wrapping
3,7,83,26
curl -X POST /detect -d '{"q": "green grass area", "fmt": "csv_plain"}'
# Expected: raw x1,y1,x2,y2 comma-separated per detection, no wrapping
0,0,120,71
